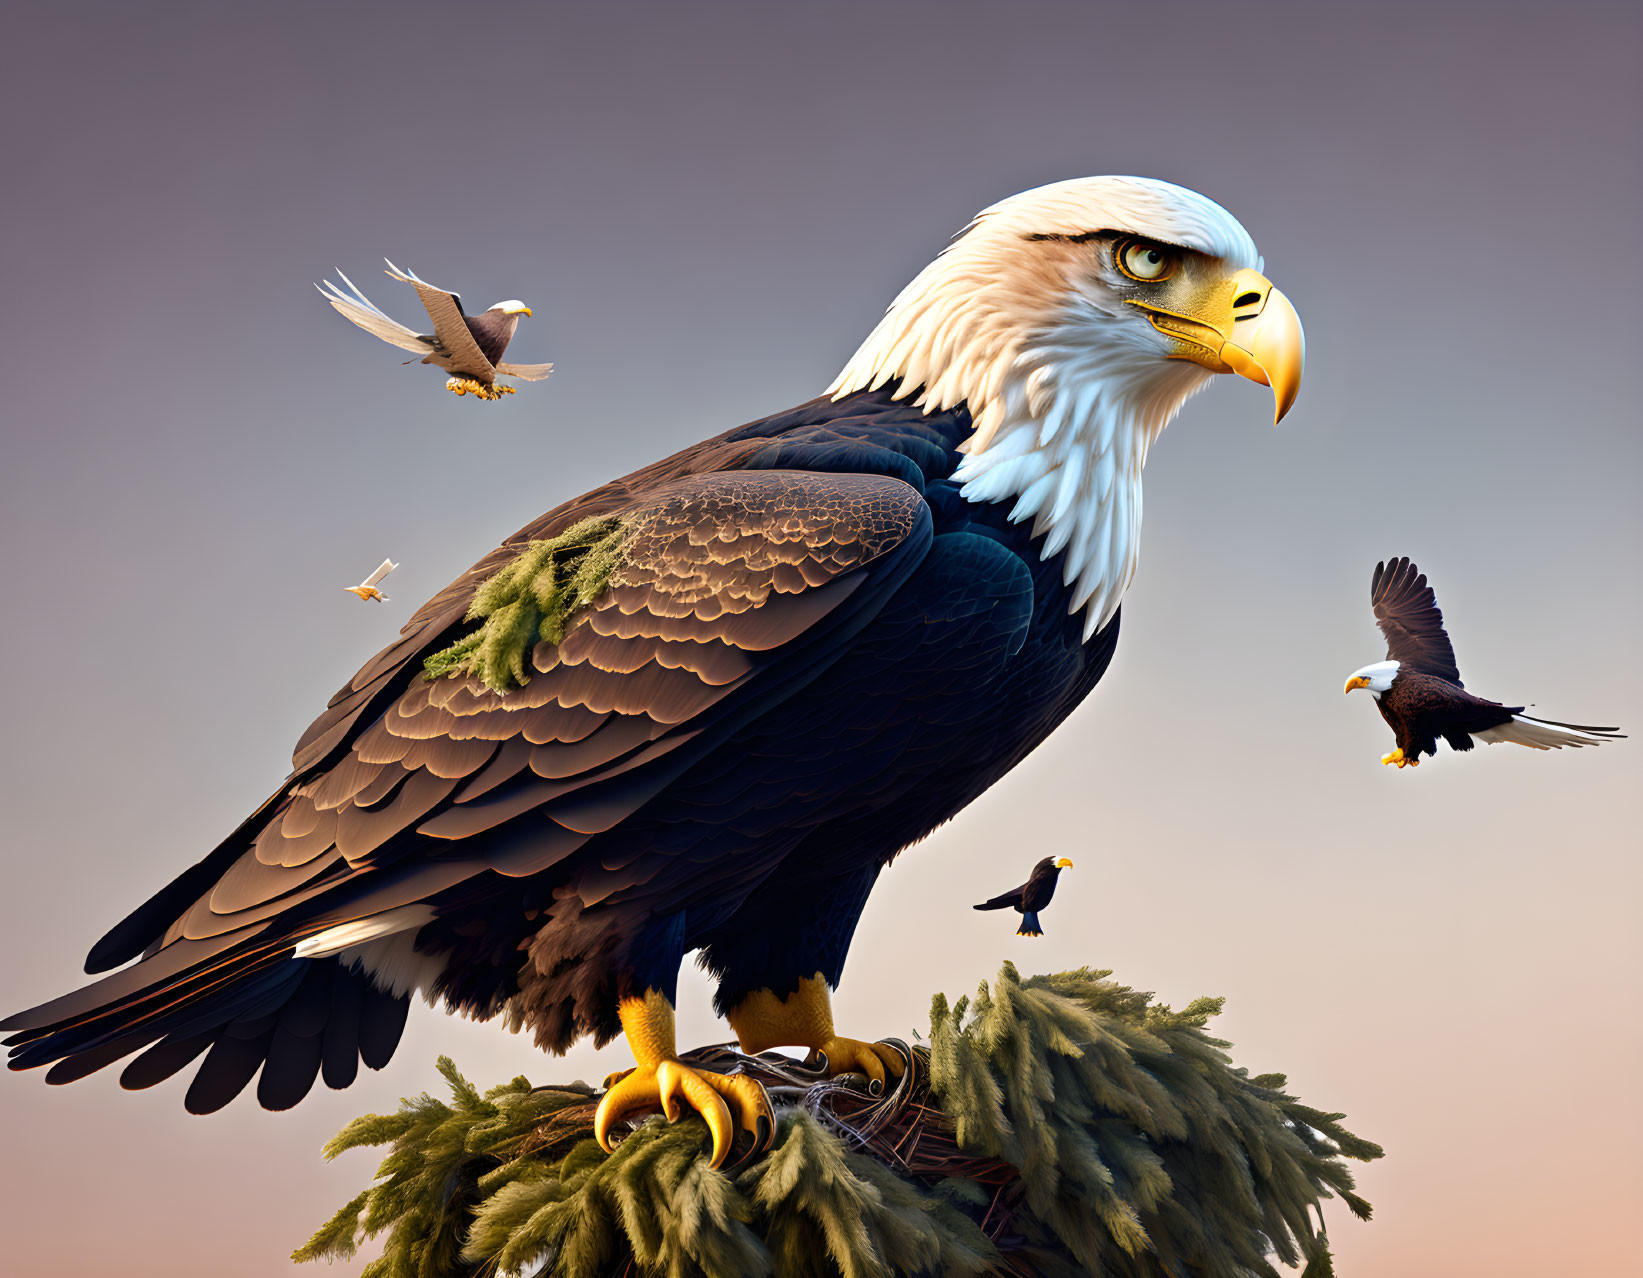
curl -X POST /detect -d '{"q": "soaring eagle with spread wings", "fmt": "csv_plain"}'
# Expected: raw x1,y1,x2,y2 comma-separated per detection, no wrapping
5,177,1303,1168
319,261,552,399
1344,557,1623,766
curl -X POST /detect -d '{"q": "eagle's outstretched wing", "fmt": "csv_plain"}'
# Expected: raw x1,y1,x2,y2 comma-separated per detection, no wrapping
3,466,932,1111
317,271,433,355
495,361,554,382
383,260,493,378
1371,556,1462,685
361,559,397,590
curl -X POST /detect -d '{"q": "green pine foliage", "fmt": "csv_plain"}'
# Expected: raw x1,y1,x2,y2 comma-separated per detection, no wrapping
925,964,1376,1277
423,515,628,692
297,966,1379,1277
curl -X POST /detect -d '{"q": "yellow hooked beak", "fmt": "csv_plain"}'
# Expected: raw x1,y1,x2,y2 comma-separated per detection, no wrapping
1344,676,1371,694
519,305,533,318
1128,266,1305,423
1055,857,1074,869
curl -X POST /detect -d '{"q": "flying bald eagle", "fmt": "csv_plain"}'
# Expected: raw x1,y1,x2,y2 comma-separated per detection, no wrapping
1345,557,1623,766
974,856,1073,936
5,177,1303,1169
319,261,552,400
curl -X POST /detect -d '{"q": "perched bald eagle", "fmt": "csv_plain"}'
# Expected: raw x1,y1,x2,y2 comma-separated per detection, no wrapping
1345,557,1623,767
5,177,1303,1169
319,261,552,399
974,856,1073,936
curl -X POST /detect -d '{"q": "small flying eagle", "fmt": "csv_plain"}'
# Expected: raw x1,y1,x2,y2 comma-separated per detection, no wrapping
1344,557,1623,767
318,261,552,400
974,857,1073,936
346,559,397,603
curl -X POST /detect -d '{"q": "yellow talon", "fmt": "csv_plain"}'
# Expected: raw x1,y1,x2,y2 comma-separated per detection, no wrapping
811,1036,907,1092
593,990,773,1168
1381,749,1405,767
448,380,514,401
446,376,504,398
592,1059,771,1167
727,975,907,1095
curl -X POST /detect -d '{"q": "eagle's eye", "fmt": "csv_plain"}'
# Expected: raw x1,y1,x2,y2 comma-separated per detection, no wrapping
1116,238,1180,283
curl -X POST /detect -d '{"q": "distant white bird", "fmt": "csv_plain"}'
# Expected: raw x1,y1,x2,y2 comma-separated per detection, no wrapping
317,262,552,401
346,559,398,603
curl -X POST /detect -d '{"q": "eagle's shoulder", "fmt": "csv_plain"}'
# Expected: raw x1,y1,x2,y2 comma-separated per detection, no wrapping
292,389,956,776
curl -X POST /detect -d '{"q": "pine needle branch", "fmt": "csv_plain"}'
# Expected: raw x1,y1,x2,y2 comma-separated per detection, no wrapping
298,964,1380,1277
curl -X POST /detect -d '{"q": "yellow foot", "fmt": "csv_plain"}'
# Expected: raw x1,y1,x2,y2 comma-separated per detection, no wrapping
727,975,907,1095
807,1035,908,1093
593,1058,773,1167
1380,749,1419,768
445,377,516,401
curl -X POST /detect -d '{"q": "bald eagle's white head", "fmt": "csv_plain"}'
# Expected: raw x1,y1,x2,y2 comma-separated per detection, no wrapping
490,300,533,316
830,175,1303,638
1344,660,1400,698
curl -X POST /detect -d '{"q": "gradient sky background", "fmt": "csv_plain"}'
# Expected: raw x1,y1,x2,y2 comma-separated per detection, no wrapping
1,3,1639,1274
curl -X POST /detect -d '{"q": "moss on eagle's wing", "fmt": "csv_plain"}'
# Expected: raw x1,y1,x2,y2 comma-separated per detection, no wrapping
423,515,629,692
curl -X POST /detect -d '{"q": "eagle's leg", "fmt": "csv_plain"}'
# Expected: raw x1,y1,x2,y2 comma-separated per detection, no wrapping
592,988,773,1169
444,376,515,399
726,975,907,1094
444,377,516,401
1381,747,1417,768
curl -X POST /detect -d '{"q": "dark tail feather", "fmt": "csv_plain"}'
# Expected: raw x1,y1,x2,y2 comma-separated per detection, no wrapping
1016,911,1043,937
358,984,411,1070
321,965,367,1089
120,1033,214,1091
255,961,335,1111
187,1016,281,1114
9,952,301,1072
7,952,406,1113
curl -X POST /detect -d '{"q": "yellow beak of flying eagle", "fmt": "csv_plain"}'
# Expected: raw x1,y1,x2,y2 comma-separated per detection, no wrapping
1343,675,1372,694
1127,266,1306,423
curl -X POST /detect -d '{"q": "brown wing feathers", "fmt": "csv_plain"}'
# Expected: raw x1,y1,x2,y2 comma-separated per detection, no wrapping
384,264,495,378
1371,556,1463,685
3,469,928,1109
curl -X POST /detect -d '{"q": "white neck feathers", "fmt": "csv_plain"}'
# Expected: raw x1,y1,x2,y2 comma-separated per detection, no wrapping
828,179,1245,639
